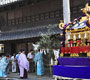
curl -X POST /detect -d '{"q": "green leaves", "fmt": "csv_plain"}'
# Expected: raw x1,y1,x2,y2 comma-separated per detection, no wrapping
38,34,62,50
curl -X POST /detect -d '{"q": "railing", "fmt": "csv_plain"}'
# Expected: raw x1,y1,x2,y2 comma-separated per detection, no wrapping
7,4,85,26
8,10,63,26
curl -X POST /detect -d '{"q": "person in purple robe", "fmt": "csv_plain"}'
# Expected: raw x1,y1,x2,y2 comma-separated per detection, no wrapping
18,49,29,79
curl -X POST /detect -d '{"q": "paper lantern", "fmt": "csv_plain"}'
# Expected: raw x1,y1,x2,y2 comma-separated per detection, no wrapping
74,34,76,40
79,33,81,38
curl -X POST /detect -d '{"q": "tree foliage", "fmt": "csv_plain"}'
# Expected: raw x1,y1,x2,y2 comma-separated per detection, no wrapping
37,25,62,58
38,34,62,51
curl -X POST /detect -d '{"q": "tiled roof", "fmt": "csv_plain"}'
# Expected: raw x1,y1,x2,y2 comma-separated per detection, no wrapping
0,24,61,41
0,0,21,6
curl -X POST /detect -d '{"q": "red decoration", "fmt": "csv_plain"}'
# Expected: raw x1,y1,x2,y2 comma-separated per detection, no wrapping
69,41,73,47
77,40,81,46
61,47,65,53
61,46,90,54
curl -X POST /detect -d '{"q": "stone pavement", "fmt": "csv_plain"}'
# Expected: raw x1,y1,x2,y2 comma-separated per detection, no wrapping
0,72,55,80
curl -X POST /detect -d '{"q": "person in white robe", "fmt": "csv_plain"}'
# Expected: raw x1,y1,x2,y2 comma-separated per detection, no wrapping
11,54,16,73
27,49,35,73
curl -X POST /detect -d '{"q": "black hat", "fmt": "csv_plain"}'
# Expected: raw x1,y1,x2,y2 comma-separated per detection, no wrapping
6,54,9,57
0,54,2,57
30,49,33,52
20,49,25,53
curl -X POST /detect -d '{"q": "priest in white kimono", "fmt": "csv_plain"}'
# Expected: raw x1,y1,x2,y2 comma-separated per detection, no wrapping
11,54,16,73
18,49,29,79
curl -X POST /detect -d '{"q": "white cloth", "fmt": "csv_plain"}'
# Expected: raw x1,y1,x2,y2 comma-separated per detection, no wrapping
32,44,39,50
11,56,16,72
53,49,59,59
27,52,34,59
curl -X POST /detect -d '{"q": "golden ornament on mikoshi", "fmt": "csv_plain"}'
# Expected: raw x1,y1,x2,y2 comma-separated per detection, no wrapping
86,32,90,39
59,20,64,29
87,52,90,57
87,38,90,42
70,33,74,40
80,32,85,39
81,3,90,24
75,33,79,39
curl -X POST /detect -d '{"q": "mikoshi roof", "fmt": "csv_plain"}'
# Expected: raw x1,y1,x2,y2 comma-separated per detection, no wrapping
0,24,61,41
65,15,88,32
65,4,90,33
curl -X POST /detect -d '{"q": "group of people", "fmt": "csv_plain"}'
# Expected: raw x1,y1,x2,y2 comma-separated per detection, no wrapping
0,48,44,79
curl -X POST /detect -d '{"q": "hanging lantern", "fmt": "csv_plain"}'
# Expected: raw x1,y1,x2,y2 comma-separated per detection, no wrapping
79,33,81,38
74,34,76,40
66,32,70,40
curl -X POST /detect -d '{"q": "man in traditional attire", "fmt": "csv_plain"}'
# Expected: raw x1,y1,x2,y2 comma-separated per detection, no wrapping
11,54,16,73
27,49,35,73
16,52,20,60
6,55,11,74
16,52,20,73
0,54,9,77
18,49,29,79
34,49,44,76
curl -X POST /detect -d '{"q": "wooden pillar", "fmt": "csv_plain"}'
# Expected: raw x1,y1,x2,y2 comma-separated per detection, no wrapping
25,42,28,54
11,43,16,55
4,42,12,55
63,0,70,24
